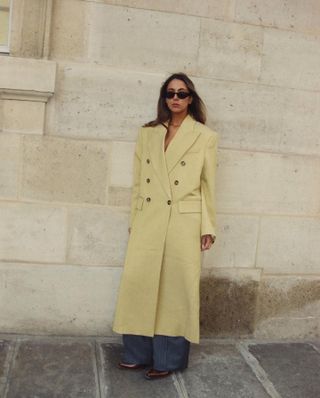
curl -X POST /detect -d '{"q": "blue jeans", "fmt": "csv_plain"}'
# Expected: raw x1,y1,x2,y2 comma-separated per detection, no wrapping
122,334,190,371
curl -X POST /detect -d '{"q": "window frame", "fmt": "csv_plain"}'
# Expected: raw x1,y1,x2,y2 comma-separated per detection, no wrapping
0,0,12,54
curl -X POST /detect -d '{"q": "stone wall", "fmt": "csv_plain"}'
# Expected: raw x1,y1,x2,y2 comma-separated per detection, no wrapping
0,0,319,338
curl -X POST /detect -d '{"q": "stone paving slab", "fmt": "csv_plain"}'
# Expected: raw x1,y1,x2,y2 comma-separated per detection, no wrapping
182,342,270,398
5,339,98,398
99,343,180,398
248,342,320,398
310,340,320,353
0,339,10,376
0,340,11,397
1,336,320,398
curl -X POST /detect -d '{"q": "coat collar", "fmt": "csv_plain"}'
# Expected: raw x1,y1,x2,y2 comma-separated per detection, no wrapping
147,114,201,198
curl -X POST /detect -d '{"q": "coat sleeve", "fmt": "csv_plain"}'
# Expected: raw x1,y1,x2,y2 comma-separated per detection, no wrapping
200,133,218,240
129,128,143,229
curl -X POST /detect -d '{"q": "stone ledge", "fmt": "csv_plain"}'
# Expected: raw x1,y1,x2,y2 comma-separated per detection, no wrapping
0,56,56,135
0,89,53,102
0,56,56,93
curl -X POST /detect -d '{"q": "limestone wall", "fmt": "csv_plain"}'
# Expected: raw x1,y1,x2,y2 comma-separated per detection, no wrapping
0,0,319,338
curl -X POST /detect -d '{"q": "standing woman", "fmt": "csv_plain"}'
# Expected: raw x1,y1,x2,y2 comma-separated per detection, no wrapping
112,72,218,380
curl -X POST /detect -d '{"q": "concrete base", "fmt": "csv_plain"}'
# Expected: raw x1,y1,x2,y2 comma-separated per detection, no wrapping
1,335,319,398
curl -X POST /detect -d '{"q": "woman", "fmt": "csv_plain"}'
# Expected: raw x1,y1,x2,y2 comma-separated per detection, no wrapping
112,72,218,380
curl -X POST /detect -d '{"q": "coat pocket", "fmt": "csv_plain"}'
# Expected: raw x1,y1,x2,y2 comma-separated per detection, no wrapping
136,196,144,210
178,200,201,213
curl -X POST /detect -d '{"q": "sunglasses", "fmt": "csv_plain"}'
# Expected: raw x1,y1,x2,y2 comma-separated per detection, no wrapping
165,91,191,99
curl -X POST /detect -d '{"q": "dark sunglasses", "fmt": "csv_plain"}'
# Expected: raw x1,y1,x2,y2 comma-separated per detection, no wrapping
165,91,191,99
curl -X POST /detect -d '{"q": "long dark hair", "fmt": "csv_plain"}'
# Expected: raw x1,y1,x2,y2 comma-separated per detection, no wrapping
144,73,206,127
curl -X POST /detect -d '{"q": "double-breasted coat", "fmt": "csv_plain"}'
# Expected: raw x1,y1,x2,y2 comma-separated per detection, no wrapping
112,114,218,344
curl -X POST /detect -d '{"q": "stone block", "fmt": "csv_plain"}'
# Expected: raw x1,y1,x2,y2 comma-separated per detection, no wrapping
200,270,260,337
110,141,135,187
51,1,201,72
2,100,45,135
0,134,20,199
260,28,320,91
257,216,320,274
21,135,110,204
0,262,122,335
254,317,319,340
67,207,129,266
203,214,259,268
254,275,320,339
97,0,234,20
87,3,200,73
0,56,56,93
50,0,88,61
0,204,66,263
216,149,320,214
108,186,131,207
194,77,320,156
279,89,320,155
46,62,164,140
234,0,320,35
198,19,263,82
257,276,320,321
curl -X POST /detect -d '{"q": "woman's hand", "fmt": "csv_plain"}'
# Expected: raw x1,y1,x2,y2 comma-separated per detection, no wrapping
201,234,215,251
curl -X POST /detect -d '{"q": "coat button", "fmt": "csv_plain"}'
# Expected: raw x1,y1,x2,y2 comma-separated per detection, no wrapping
174,180,179,185
146,178,150,183
167,200,171,205
146,197,151,202
180,160,186,166
146,158,150,164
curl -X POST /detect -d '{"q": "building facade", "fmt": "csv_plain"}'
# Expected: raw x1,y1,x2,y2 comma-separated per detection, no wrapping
0,0,319,339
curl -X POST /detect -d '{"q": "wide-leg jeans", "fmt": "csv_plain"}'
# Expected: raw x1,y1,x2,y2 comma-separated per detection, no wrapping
122,334,190,371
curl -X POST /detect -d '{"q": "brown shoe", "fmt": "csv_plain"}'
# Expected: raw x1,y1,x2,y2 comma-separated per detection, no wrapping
117,362,148,370
144,368,172,380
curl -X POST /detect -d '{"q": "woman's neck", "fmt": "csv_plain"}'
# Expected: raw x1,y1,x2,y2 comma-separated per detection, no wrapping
170,112,188,127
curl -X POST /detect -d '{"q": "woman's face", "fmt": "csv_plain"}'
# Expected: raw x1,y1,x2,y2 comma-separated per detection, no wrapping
165,79,192,116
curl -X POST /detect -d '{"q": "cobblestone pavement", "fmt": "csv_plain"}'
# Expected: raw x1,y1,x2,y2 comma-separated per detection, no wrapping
1,334,319,398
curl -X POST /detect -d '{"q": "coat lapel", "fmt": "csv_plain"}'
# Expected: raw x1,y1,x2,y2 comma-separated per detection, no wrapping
148,124,171,198
147,115,201,198
165,114,200,173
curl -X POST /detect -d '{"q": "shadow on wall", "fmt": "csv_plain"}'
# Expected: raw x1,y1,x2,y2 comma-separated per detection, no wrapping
200,277,320,337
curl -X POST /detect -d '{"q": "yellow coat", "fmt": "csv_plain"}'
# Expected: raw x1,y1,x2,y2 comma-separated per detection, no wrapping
112,114,218,343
